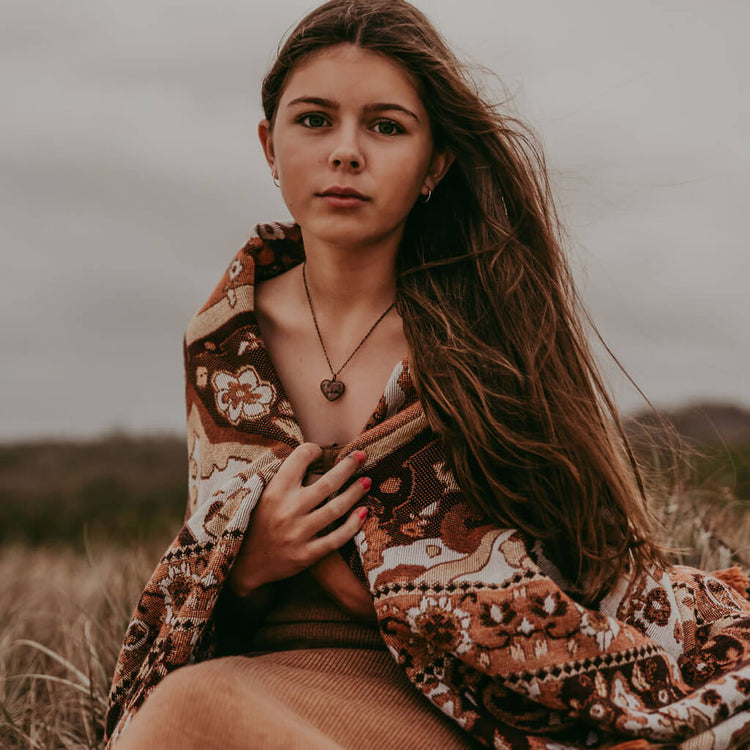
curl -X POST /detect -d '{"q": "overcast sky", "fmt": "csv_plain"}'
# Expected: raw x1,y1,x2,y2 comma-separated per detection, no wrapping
1,0,748,440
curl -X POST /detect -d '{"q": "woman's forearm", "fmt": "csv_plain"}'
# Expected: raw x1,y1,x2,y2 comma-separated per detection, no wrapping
309,551,377,622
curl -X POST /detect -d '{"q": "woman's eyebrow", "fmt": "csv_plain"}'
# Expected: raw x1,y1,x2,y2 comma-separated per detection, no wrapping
365,103,420,122
286,96,419,122
287,96,337,109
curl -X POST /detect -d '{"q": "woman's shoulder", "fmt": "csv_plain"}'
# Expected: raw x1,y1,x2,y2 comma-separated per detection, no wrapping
210,221,304,294
246,221,305,284
184,221,304,349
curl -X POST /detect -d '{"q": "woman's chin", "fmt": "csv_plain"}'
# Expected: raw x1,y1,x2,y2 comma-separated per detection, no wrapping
298,216,405,252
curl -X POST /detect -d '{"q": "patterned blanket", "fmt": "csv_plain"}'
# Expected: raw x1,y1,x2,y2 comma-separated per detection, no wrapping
105,223,750,749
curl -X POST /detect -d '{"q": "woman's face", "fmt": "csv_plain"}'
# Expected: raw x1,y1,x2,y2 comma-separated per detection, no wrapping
259,43,451,252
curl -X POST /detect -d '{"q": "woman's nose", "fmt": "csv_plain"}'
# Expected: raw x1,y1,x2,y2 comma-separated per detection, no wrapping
328,131,365,171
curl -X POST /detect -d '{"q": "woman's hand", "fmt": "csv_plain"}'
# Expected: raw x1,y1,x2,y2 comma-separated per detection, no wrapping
309,551,377,622
226,443,370,596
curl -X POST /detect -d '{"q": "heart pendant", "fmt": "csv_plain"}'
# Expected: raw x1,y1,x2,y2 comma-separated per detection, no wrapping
320,379,345,401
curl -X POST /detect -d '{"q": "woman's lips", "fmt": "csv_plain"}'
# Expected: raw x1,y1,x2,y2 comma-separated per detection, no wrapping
318,188,369,209
320,194,368,208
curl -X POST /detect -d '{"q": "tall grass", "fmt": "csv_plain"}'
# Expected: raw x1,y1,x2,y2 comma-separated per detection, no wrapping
0,540,167,749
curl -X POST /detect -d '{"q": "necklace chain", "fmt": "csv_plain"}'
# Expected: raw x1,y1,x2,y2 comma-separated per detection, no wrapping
302,261,395,400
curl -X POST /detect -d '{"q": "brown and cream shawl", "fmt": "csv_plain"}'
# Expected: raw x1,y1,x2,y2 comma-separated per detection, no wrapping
105,222,750,749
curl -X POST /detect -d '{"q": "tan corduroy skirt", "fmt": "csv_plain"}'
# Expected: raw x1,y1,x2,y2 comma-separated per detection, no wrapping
113,647,479,749
114,570,479,749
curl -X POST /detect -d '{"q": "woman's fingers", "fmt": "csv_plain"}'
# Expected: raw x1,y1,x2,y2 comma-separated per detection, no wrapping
307,506,369,560
271,442,323,495
297,449,367,513
305,475,371,534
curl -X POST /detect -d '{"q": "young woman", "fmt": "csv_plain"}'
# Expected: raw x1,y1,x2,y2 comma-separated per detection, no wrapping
106,1,750,748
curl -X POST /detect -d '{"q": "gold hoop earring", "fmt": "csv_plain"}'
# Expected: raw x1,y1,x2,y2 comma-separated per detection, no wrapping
420,188,432,204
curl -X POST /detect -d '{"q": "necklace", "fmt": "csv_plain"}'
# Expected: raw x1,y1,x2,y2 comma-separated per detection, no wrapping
302,261,395,402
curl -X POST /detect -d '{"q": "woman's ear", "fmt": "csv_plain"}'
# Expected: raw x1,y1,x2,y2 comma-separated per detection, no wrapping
427,150,455,191
258,119,276,174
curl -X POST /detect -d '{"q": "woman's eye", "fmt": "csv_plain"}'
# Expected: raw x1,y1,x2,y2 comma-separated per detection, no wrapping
373,120,403,136
299,114,328,128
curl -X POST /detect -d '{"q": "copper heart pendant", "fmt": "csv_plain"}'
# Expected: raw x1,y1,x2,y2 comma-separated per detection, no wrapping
320,379,345,401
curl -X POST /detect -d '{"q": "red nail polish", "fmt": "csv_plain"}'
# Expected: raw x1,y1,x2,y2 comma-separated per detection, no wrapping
353,450,366,464
358,507,368,520
359,477,372,490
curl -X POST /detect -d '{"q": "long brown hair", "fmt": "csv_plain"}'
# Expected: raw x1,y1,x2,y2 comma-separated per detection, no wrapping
262,0,667,603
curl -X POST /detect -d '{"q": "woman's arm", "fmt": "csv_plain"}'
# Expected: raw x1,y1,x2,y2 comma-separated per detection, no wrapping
309,551,376,622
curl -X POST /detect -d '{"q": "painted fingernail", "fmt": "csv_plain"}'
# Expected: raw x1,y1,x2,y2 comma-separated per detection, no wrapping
359,477,372,490
350,450,366,464
358,507,368,520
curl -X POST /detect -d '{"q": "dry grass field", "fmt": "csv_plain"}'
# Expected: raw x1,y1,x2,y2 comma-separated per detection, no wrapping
0,412,748,748
0,541,168,749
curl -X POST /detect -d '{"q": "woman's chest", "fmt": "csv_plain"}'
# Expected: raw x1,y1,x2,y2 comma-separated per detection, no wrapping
254,275,408,448
266,337,406,447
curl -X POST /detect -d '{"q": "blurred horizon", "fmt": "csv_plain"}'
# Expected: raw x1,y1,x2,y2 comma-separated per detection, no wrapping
1,398,748,447
2,0,748,441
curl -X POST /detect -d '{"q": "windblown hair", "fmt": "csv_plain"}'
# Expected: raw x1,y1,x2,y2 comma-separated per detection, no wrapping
262,0,667,603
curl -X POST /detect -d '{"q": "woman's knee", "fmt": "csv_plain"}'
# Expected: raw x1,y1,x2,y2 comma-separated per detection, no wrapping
113,660,247,749
114,657,342,750
144,661,230,716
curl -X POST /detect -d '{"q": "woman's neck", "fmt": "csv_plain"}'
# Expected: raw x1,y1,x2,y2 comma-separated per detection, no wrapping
298,234,399,328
